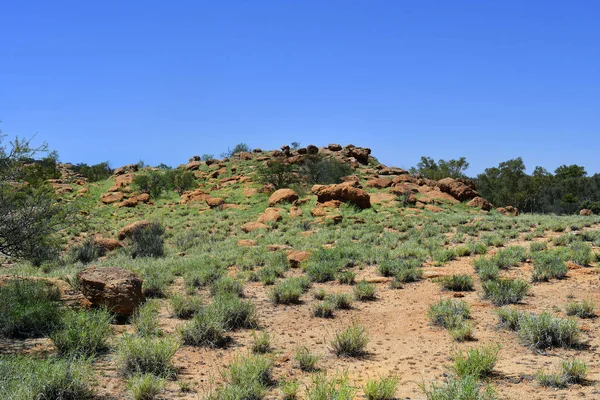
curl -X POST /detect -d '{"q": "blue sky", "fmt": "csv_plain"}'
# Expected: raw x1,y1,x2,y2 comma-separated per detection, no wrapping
2,1,599,175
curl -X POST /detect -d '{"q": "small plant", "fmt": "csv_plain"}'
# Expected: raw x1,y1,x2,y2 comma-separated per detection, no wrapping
452,345,499,379
432,249,456,265
354,280,376,301
130,222,165,258
251,331,271,354
295,346,320,371
169,293,203,319
116,335,179,378
51,308,113,358
132,300,162,337
211,293,258,330
0,279,62,339
127,373,165,400
211,354,274,399
439,274,474,291
420,376,496,400
473,258,499,282
336,270,356,285
269,279,304,305
531,252,568,281
495,307,522,331
570,242,593,266
331,322,369,357
327,293,353,309
363,376,400,400
68,239,105,264
481,278,529,306
517,312,580,349
280,378,300,400
536,359,588,388
306,372,354,400
179,309,229,348
565,299,596,318
312,301,335,318
313,288,327,300
428,299,473,341
211,276,244,297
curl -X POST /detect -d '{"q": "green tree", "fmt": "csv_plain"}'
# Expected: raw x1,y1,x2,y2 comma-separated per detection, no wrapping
554,164,587,180
411,156,469,180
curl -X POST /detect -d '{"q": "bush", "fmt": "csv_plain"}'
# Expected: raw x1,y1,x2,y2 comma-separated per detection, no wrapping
116,335,179,377
51,308,112,358
565,299,596,318
331,322,369,357
312,301,335,318
531,251,568,281
68,239,105,264
251,331,271,354
473,257,499,281
517,312,580,349
171,169,196,195
491,246,526,269
306,373,354,400
280,378,300,400
211,293,258,330
570,242,593,266
354,280,376,301
0,355,95,400
439,274,474,291
428,299,473,341
132,300,162,337
336,270,356,285
0,279,62,338
536,359,588,388
211,277,244,297
420,376,496,400
327,293,353,310
257,160,299,189
301,154,353,185
180,308,228,348
127,373,165,400
363,376,399,400
295,346,320,371
71,161,112,182
452,345,499,379
495,307,522,331
133,170,171,199
269,279,304,305
131,222,165,258
482,278,529,306
169,293,203,319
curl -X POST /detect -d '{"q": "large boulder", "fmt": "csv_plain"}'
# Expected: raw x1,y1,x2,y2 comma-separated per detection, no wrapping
580,209,594,216
437,178,479,202
77,267,144,316
365,178,393,189
101,192,124,204
467,196,493,211
268,189,299,207
257,208,282,223
346,147,371,164
118,220,152,240
287,250,311,268
311,183,371,209
497,206,519,216
206,197,225,208
113,164,139,176
185,161,202,171
328,144,342,151
91,237,123,251
180,189,209,204
241,222,269,233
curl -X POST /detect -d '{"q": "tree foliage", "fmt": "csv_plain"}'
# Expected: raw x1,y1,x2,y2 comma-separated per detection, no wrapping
411,156,469,180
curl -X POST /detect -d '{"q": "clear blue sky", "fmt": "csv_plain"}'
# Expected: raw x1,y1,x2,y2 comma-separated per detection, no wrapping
2,1,599,175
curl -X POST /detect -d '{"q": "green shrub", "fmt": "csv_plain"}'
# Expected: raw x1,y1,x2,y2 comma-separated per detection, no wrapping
336,270,356,285
569,242,593,266
211,293,258,330
452,345,499,379
212,354,273,399
528,241,547,255
0,279,62,338
211,277,244,297
71,161,112,182
517,312,580,349
312,288,327,300
536,359,588,388
306,262,339,283
363,376,400,400
0,355,95,400
132,300,162,337
280,378,300,400
532,252,568,281
269,279,304,305
432,249,456,265
179,309,228,348
171,169,196,195
68,239,105,264
439,275,474,291
51,308,112,358
116,335,179,377
141,268,171,298
482,278,529,306
495,307,522,330
294,346,320,371
131,222,165,258
394,265,423,283
251,331,271,354
331,322,369,357
169,293,203,319
565,299,596,318
327,293,353,310
420,376,496,400
306,373,354,400
133,170,171,199
491,246,526,269
312,301,335,318
257,160,299,189
428,299,471,329
473,257,499,281
354,280,376,301
301,154,354,185
127,373,165,400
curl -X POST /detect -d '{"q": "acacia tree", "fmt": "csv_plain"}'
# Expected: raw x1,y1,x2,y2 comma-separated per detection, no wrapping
0,133,70,265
